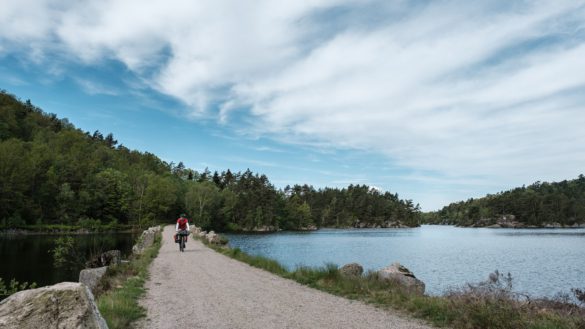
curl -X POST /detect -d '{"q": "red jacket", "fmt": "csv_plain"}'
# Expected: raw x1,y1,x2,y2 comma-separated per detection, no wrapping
177,217,188,230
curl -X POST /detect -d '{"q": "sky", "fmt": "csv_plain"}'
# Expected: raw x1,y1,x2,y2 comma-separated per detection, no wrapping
1,0,585,211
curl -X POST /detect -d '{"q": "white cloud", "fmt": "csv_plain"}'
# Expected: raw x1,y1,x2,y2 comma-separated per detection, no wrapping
1,0,585,207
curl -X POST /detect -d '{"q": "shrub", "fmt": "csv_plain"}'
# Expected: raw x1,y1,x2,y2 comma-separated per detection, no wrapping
0,278,37,298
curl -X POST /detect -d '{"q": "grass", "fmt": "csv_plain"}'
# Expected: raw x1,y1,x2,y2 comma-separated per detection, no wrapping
94,229,162,329
201,236,585,329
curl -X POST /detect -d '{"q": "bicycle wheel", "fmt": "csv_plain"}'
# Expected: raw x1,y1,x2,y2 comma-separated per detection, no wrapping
180,237,185,252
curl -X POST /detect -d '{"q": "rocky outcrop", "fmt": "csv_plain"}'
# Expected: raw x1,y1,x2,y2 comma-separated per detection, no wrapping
132,226,161,254
243,225,278,232
297,225,318,231
79,266,108,292
0,282,107,329
466,215,585,228
377,262,425,295
353,220,413,229
206,231,221,244
340,263,363,277
86,250,122,268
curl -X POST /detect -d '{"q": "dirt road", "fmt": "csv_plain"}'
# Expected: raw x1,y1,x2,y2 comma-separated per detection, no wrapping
138,225,435,329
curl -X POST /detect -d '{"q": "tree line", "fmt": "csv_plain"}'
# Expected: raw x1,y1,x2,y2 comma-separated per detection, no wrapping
423,176,585,226
0,90,421,231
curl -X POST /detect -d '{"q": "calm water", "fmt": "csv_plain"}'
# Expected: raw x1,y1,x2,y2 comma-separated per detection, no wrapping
0,233,137,288
226,225,585,297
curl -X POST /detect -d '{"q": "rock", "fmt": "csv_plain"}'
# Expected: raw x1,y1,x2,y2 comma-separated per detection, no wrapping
206,231,221,244
298,225,318,231
86,250,122,268
79,266,108,292
132,226,160,254
250,225,277,232
101,250,121,265
340,263,363,277
197,231,207,238
0,282,107,329
377,262,425,294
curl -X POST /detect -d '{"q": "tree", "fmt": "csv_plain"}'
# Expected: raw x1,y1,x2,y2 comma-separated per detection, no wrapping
185,181,219,228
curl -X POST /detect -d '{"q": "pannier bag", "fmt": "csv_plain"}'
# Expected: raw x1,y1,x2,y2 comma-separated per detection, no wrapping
174,234,180,243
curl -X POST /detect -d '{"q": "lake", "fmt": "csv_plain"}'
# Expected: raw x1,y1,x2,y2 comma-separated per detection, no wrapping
226,225,585,298
0,233,137,289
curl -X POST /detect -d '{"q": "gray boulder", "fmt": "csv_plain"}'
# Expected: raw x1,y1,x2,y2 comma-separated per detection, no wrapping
79,266,108,292
100,250,121,266
0,282,108,329
86,250,122,268
133,226,160,254
377,262,425,294
206,231,221,244
340,263,363,277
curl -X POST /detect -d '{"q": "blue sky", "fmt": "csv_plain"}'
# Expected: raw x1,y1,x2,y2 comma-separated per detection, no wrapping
1,0,585,210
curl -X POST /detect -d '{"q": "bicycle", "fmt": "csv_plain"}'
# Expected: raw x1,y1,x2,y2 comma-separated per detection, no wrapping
176,230,190,252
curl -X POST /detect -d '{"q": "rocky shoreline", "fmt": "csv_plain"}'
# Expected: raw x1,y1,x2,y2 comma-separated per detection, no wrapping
461,215,585,228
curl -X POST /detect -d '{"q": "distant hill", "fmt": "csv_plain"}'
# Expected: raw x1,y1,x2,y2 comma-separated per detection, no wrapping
0,90,421,231
423,176,585,227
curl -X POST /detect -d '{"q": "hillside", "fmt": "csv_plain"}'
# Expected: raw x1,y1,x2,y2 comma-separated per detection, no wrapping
423,176,585,227
0,90,421,231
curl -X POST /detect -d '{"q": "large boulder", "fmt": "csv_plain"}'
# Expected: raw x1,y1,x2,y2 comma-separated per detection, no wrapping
0,282,108,329
79,266,108,292
206,231,221,244
340,263,363,277
132,226,160,254
377,262,425,294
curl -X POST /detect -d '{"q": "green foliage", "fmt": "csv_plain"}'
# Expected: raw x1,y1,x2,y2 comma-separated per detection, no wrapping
425,175,585,227
50,236,84,270
0,277,37,297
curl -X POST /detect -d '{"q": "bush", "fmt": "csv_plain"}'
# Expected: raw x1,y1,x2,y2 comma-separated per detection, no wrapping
0,277,37,298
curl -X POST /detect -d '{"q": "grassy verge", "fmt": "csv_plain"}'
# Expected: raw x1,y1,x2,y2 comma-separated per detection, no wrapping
200,236,584,329
94,229,162,329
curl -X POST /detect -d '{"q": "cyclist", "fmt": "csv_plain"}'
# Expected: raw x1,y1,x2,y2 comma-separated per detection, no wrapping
176,213,190,243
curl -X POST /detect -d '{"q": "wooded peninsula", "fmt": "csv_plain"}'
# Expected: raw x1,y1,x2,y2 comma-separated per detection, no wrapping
423,176,585,227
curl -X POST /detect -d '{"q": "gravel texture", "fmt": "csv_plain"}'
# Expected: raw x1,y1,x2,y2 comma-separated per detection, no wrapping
137,225,435,329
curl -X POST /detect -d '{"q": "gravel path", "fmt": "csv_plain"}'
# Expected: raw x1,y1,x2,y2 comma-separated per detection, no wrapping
137,225,435,329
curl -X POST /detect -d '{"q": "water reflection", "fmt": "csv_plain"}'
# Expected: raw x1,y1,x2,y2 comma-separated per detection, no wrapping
0,233,137,288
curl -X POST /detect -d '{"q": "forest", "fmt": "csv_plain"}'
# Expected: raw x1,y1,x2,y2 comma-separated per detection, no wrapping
423,176,585,227
0,90,421,231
